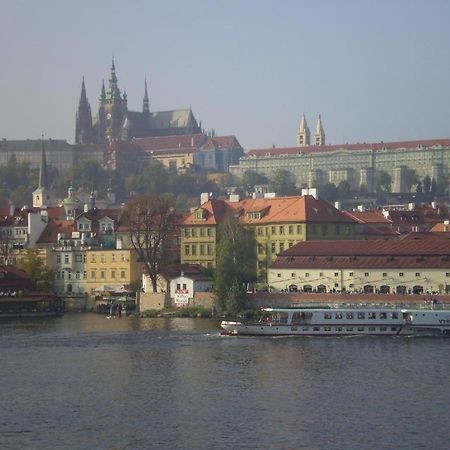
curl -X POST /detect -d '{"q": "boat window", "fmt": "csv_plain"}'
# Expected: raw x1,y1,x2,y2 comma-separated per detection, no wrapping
368,312,376,319
274,312,289,323
391,312,399,319
357,312,365,319
302,327,309,331
346,327,353,331
391,327,397,332
324,312,332,319
313,327,320,331
335,327,342,332
380,327,387,331
335,313,343,319
357,327,364,332
346,312,354,319
324,327,331,332
292,311,312,324
369,327,376,332
379,312,387,319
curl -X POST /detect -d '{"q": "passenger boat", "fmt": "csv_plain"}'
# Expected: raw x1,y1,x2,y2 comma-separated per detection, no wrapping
221,304,450,336
0,293,64,318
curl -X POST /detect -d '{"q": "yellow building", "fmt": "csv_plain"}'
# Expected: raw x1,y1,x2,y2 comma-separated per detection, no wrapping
85,248,142,293
181,195,357,281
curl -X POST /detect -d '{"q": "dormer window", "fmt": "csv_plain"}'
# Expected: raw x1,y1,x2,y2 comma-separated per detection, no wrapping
195,209,207,221
247,212,261,220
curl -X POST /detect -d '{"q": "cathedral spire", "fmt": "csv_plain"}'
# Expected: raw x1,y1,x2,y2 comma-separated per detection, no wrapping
99,79,106,104
314,114,325,146
38,133,48,189
143,78,150,114
75,77,93,144
296,113,310,147
107,57,120,101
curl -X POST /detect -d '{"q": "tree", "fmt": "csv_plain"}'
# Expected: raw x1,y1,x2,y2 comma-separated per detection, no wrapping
320,183,338,202
422,175,431,195
404,167,419,192
241,171,269,194
213,214,257,312
17,249,53,292
63,160,107,191
121,194,180,292
376,171,392,195
337,180,351,200
269,169,298,196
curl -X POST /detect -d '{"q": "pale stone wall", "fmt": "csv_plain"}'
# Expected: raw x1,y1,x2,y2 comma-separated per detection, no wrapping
138,292,169,311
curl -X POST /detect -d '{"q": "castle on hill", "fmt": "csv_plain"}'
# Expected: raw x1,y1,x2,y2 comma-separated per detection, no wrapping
75,59,201,144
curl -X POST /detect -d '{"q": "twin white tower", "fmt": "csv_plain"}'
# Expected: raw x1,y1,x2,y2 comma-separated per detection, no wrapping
296,114,325,147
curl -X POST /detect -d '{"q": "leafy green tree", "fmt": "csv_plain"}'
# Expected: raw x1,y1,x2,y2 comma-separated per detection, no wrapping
213,214,257,312
17,249,54,292
269,169,298,196
430,178,437,197
63,160,107,191
404,167,419,192
126,160,169,194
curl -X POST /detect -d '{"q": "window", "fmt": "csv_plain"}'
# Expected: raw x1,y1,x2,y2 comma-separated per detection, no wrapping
349,272,354,277
192,245,197,256
207,244,212,255
334,272,339,277
91,271,96,279
64,254,69,264
382,272,387,278
319,272,324,277
200,244,205,255
297,225,302,234
271,243,276,253
57,255,61,264
200,227,206,237
111,254,116,262
399,272,404,277
75,254,82,263
357,312,365,319
357,327,364,332
288,225,293,234
379,312,387,319
335,313,343,319
111,270,116,279
391,312,399,319
334,282,339,287
185,245,190,256
305,273,309,277
291,273,295,278
277,273,281,278
121,271,126,279
279,242,284,252
207,228,213,237
67,271,72,280
368,312,376,319
100,270,105,279
446,273,450,277
83,271,87,279
415,273,420,277
271,226,276,234
75,271,80,280
324,312,332,319
91,255,96,263
100,254,105,263
279,226,284,235
346,312,354,319
365,272,369,277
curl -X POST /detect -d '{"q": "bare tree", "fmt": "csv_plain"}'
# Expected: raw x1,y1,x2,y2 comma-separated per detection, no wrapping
121,194,180,292
0,231,13,265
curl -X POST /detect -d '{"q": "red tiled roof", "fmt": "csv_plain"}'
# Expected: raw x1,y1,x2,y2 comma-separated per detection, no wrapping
344,210,391,224
37,219,75,244
246,138,450,157
280,233,450,258
183,195,355,226
199,136,242,150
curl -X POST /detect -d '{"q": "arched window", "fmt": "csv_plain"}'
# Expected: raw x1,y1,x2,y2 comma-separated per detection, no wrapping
288,284,298,292
379,285,390,294
303,284,313,293
413,285,423,294
317,284,326,293
363,285,374,293
396,285,407,294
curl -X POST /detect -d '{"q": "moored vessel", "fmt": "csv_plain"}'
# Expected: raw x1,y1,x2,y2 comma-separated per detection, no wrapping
221,304,450,336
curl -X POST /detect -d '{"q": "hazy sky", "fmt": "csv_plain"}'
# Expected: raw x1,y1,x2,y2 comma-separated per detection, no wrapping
2,0,450,150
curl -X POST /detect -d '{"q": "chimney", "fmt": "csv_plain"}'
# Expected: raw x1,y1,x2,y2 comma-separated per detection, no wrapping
9,203,15,217
200,192,210,205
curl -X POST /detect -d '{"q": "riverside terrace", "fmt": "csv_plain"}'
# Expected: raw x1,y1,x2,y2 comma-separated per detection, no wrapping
244,292,450,309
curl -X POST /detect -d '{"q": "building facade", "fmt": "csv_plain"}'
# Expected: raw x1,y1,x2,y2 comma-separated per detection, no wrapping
269,234,450,294
231,138,450,194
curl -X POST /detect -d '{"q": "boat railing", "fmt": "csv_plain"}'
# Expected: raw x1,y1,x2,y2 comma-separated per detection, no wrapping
284,302,450,311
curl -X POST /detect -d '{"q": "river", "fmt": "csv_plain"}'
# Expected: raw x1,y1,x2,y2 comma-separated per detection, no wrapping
1,313,449,450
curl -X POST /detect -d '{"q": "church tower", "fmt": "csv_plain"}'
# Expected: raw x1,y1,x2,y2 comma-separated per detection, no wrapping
33,137,53,208
314,114,325,146
75,77,94,144
296,114,310,147
103,58,127,143
143,78,150,115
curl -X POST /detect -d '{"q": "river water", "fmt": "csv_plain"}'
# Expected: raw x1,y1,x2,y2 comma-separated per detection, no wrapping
1,313,449,450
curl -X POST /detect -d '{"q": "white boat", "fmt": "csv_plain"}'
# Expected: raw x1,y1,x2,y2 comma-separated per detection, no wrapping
221,304,450,337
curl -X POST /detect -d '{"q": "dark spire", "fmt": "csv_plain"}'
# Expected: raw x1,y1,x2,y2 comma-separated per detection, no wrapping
143,78,150,114
107,57,120,101
99,79,106,104
38,133,48,189
75,77,93,144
